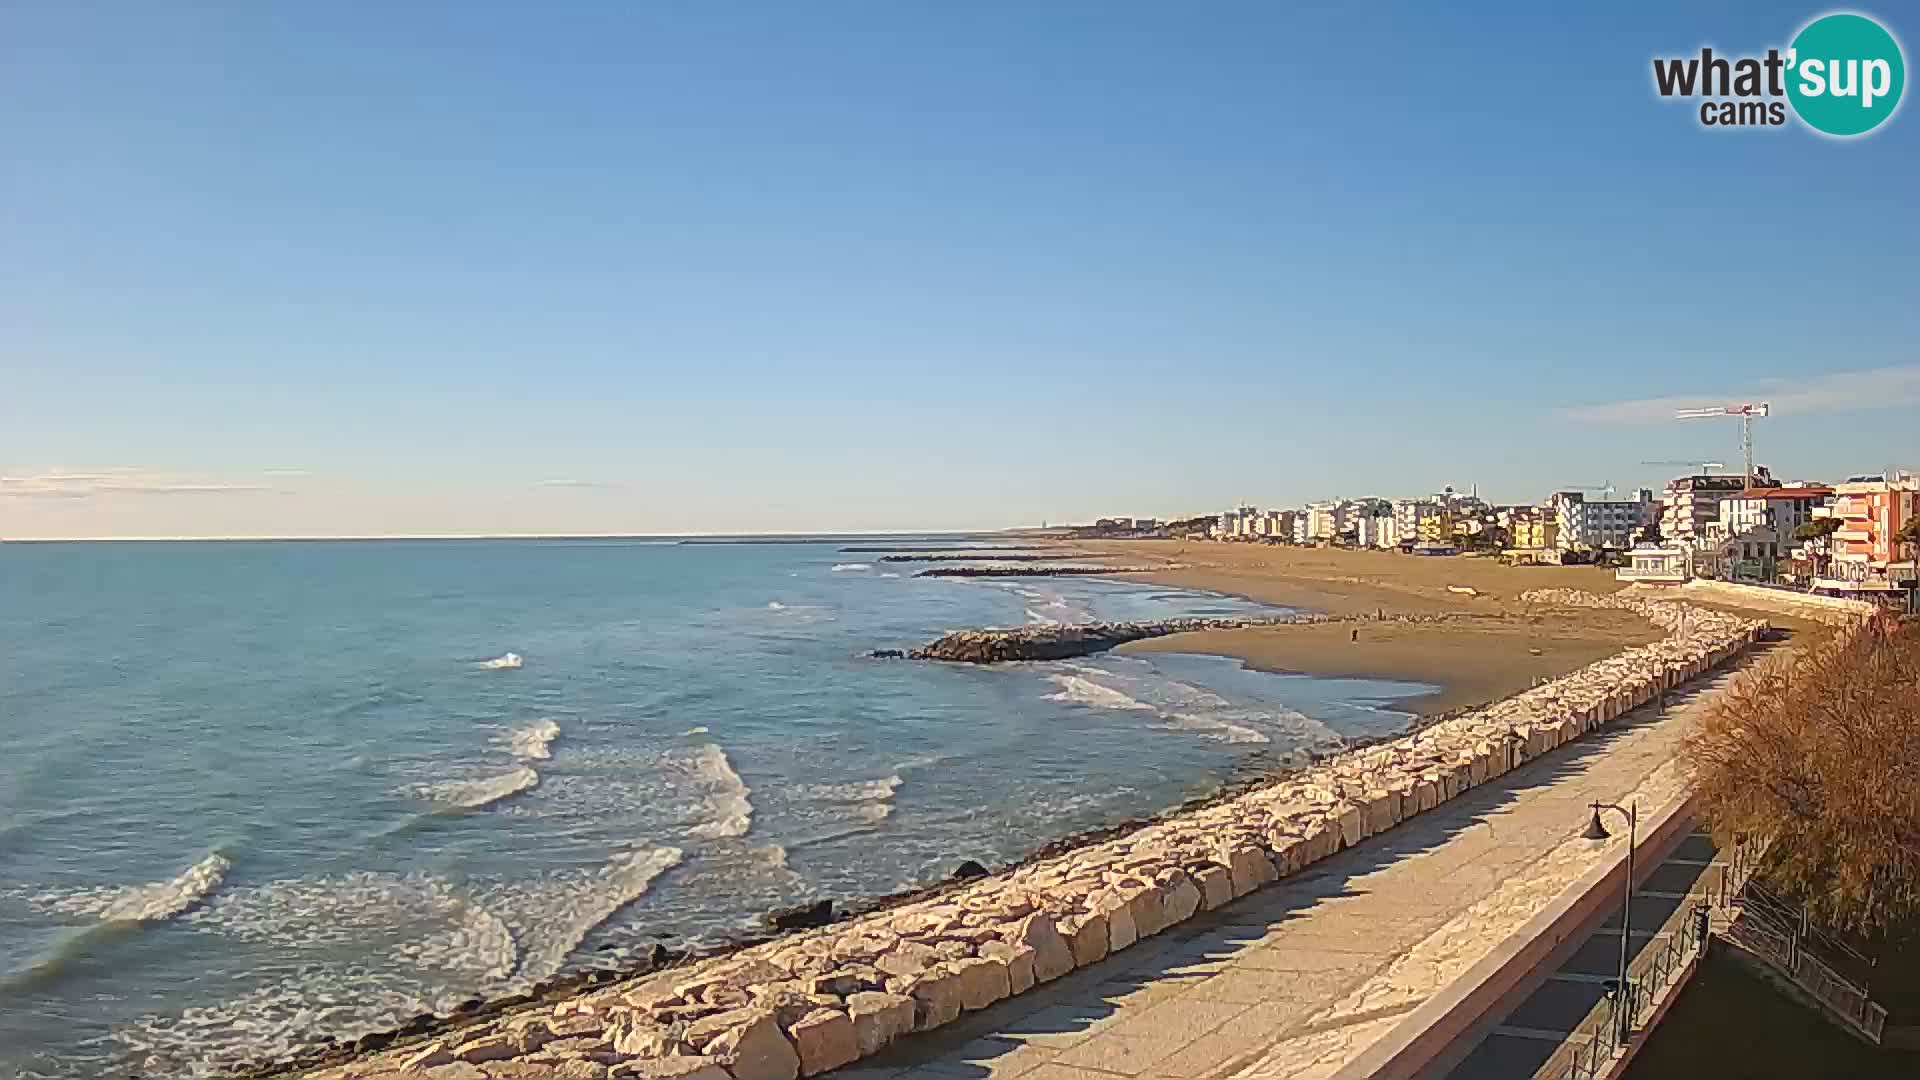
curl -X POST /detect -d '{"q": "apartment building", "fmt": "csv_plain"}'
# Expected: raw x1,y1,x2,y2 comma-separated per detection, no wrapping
1551,488,1657,552
1660,470,1772,549
1812,471,1919,597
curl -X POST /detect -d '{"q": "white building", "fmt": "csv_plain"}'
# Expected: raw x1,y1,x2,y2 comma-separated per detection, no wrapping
1661,470,1772,549
1714,485,1832,539
1551,488,1658,552
1392,500,1441,544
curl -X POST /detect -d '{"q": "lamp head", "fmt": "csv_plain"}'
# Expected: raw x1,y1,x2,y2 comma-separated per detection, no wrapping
1582,808,1611,842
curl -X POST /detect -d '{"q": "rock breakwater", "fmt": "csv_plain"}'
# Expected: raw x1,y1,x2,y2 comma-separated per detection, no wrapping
298,590,1767,1080
914,565,1164,579
896,617,1300,663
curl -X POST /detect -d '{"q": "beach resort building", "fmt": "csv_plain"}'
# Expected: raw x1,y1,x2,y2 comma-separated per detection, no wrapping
1393,500,1442,545
1353,514,1396,549
1550,488,1657,552
1811,471,1920,601
1660,470,1772,549
1305,501,1357,543
1616,541,1695,584
1715,485,1832,538
1505,506,1559,552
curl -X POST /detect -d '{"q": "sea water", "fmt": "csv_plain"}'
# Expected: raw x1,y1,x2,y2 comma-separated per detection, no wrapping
0,539,1431,1077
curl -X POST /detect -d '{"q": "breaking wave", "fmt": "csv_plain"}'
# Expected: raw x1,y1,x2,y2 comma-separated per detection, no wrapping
830,563,870,572
1161,713,1270,744
480,846,683,982
502,719,562,761
673,744,753,840
404,766,540,810
30,852,232,924
1045,673,1153,711
478,652,523,670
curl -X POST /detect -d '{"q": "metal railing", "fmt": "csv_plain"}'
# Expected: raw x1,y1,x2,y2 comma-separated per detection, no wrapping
1721,881,1887,1043
1533,836,1771,1080
1533,863,1724,1080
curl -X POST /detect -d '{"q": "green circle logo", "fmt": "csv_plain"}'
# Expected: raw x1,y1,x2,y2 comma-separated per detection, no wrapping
1787,13,1906,136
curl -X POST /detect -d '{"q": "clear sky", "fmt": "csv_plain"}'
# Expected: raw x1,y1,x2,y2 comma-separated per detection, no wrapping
2,2,1915,538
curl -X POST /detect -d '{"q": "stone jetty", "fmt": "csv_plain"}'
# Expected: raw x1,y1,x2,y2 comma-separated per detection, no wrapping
299,590,1767,1080
877,554,1064,563
899,617,1300,663
914,565,1163,579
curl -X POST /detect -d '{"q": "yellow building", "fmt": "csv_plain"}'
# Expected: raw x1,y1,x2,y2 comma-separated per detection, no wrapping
1417,512,1454,543
1508,511,1559,550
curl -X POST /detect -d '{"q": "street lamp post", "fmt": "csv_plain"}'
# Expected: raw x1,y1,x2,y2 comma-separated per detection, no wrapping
1583,801,1639,1046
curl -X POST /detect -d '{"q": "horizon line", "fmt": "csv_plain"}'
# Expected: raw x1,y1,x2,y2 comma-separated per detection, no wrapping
0,527,1050,544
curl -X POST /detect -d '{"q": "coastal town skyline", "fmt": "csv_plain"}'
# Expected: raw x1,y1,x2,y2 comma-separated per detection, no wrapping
4,1,1916,539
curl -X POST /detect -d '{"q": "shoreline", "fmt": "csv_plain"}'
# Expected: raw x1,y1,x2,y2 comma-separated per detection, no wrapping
1061,540,1661,716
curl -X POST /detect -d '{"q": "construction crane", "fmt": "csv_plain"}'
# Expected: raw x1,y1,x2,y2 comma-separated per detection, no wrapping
1675,402,1768,487
1562,482,1617,499
1639,460,1726,473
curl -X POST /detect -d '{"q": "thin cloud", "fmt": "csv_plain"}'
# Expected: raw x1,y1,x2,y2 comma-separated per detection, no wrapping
1560,364,1920,425
535,479,625,490
0,469,277,499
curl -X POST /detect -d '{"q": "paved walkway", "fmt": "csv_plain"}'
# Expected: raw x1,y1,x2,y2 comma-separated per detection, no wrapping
827,661,1758,1080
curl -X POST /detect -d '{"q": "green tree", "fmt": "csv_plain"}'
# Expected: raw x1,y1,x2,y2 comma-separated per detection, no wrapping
1794,516,1844,578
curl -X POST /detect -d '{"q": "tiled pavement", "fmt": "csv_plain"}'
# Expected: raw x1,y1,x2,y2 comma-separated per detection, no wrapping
824,663,1755,1080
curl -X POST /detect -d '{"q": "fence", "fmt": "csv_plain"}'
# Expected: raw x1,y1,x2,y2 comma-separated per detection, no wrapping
1532,859,1725,1079
1721,880,1888,1043
1534,837,1884,1080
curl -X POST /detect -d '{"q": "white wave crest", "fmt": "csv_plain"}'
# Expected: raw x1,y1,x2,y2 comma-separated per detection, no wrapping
487,846,683,982
830,563,870,572
797,774,904,803
1045,673,1154,711
673,744,753,840
503,719,562,761
879,571,901,578
405,766,540,809
1161,713,1271,745
682,725,710,736
33,852,232,924
478,652,523,670
767,601,787,610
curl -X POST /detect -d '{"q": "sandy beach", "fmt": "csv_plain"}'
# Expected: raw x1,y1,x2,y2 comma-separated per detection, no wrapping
1057,540,1664,716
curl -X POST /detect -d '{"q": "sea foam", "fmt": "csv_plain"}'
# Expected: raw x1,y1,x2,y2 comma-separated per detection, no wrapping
486,846,684,982
1045,673,1154,711
406,766,540,810
478,652,523,670
830,563,870,572
32,852,233,924
675,744,753,840
502,719,562,761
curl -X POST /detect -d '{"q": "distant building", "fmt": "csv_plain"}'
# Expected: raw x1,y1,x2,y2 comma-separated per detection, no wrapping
1553,488,1657,552
1305,501,1357,542
1354,514,1394,548
1812,471,1919,599
1617,542,1693,584
1505,506,1560,552
1392,500,1442,545
1714,485,1831,538
1661,469,1773,549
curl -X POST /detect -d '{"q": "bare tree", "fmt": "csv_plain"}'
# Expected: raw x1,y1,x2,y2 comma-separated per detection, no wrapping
1682,616,1920,932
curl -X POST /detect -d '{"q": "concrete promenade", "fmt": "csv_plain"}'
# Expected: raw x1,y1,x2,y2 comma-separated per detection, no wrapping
827,664,1753,1080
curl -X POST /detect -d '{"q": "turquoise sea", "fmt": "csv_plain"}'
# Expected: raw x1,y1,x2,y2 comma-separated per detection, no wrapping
0,539,1430,1078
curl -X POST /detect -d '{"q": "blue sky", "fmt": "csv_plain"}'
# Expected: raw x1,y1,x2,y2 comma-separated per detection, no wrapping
2,2,1914,537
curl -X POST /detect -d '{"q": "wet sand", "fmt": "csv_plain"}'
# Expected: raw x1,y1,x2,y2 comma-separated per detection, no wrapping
1062,540,1661,716
1123,612,1662,715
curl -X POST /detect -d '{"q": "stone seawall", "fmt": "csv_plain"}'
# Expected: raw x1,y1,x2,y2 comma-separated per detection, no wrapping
304,591,1767,1080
